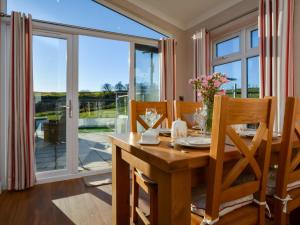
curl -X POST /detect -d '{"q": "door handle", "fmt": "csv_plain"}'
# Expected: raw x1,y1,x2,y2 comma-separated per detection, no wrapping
61,100,72,118
68,100,72,118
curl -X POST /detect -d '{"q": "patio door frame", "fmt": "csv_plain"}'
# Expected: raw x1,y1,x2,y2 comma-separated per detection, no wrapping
28,22,158,184
33,30,80,182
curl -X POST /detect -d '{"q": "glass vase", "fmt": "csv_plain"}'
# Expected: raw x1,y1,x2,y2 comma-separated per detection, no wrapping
204,101,213,133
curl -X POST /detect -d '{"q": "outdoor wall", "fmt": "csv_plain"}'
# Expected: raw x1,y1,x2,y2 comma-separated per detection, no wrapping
295,0,300,97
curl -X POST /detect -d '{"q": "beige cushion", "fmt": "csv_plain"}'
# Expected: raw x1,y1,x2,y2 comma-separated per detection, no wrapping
191,187,254,217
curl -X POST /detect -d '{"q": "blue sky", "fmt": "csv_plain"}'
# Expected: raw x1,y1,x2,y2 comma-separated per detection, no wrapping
8,0,259,93
8,0,164,92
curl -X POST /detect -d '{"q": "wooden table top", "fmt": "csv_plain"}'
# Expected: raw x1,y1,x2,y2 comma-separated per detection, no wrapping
110,132,282,173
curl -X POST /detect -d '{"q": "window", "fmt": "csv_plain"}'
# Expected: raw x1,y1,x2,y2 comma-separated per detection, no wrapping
216,36,240,57
213,60,242,98
213,26,259,98
251,30,259,48
5,0,165,39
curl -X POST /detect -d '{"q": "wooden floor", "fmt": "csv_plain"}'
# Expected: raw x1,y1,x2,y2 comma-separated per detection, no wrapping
0,178,149,225
1,178,300,225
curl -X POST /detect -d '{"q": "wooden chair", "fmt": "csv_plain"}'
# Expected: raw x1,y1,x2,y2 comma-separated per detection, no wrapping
130,100,172,132
130,100,172,225
191,95,276,225
273,97,300,225
174,101,203,128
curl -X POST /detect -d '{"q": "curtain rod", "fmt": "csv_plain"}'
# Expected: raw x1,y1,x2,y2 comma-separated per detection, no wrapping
208,7,259,32
0,12,160,43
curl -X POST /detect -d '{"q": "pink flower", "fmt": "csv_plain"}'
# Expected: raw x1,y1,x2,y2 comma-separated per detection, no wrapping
188,78,194,84
202,79,208,87
197,92,203,101
214,80,222,88
207,75,213,80
217,89,226,95
220,76,228,84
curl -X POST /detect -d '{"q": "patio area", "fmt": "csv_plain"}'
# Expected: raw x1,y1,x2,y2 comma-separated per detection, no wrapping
35,131,113,173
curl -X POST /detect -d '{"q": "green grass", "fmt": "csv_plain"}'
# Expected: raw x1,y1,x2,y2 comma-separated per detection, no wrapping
79,108,116,118
35,107,123,120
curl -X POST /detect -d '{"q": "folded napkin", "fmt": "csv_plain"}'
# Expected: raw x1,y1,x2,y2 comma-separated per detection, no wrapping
141,129,159,143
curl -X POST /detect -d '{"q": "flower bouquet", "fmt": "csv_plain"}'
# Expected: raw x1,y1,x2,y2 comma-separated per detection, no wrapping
189,72,228,131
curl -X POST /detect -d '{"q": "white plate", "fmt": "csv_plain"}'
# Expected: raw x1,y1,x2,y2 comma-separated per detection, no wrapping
174,137,211,148
158,128,171,134
238,130,256,137
192,125,201,130
138,140,160,145
239,130,281,139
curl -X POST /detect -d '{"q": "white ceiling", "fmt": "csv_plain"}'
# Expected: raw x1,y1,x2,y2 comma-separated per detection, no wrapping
126,0,244,30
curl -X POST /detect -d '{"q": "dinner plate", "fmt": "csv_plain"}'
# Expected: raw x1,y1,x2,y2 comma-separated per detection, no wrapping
173,136,211,148
192,125,201,130
239,130,281,139
138,140,160,145
158,128,171,134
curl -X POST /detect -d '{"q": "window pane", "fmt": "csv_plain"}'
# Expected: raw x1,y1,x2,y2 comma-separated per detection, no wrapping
7,0,165,39
135,44,160,101
33,35,67,172
247,56,260,98
216,36,240,57
251,29,259,48
213,61,242,98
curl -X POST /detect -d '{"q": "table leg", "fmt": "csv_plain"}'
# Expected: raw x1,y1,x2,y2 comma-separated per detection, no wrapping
112,145,130,225
157,169,191,225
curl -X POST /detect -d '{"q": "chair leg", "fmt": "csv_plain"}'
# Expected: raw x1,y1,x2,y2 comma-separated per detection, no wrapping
258,205,266,225
132,169,139,224
274,200,287,225
274,200,288,225
149,184,158,225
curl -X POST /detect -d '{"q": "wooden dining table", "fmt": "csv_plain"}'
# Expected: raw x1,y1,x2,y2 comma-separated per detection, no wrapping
110,132,282,225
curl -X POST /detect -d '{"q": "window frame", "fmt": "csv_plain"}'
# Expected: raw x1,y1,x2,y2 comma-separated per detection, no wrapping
212,24,259,98
1,0,168,40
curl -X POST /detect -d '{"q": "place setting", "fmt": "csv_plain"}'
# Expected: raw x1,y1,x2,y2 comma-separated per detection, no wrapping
234,125,281,139
169,118,211,150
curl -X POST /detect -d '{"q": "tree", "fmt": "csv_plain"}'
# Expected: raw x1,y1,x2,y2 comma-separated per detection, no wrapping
114,81,125,91
102,83,112,92
124,84,129,91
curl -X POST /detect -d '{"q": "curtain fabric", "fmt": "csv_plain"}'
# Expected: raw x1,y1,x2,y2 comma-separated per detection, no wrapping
7,12,35,190
192,28,211,101
0,13,2,194
159,38,177,101
259,0,294,131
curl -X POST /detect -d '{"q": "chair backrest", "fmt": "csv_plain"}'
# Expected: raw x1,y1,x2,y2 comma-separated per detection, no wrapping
276,97,300,198
174,101,203,128
130,100,172,132
205,95,276,221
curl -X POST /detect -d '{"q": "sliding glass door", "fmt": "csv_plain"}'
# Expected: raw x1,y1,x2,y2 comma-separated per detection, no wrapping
33,32,74,178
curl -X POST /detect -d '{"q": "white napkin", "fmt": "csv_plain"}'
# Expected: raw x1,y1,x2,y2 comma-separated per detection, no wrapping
141,129,159,143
